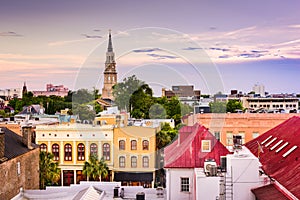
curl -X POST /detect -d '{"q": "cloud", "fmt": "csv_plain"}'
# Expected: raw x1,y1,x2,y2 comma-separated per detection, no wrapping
250,50,269,53
132,48,161,53
272,39,300,47
238,53,264,58
147,53,178,59
0,31,23,37
288,25,300,28
81,34,102,39
209,47,230,52
48,38,90,46
93,29,101,32
219,55,230,59
182,47,203,51
225,26,257,36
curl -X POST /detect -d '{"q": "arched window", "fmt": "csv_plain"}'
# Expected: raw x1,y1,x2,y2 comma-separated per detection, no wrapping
143,156,149,168
142,140,149,150
119,140,125,150
64,143,72,161
90,143,98,156
119,156,125,168
131,140,137,150
131,156,137,168
52,144,59,161
77,143,85,161
40,143,47,152
103,143,110,161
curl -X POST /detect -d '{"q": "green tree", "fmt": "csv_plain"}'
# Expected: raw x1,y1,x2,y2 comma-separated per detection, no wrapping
83,155,109,181
209,101,226,113
226,99,243,113
164,97,181,125
149,103,166,119
129,84,154,119
113,75,144,111
180,103,193,116
39,151,61,189
72,89,94,104
156,123,178,149
72,104,95,122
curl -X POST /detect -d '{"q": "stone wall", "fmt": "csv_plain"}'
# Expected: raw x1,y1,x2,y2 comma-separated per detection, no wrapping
0,148,40,200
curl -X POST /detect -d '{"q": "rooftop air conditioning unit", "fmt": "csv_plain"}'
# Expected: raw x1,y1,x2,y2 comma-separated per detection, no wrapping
204,161,217,175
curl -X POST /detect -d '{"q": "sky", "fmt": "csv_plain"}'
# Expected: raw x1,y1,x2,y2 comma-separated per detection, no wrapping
1,0,300,95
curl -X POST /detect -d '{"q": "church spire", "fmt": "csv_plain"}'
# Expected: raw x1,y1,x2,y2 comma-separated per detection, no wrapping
107,29,113,52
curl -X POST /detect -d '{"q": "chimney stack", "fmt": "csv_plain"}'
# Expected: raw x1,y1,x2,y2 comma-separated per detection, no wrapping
22,125,33,150
0,128,5,158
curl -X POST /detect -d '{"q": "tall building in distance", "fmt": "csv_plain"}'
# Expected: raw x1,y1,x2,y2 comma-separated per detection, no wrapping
102,30,117,101
252,83,265,97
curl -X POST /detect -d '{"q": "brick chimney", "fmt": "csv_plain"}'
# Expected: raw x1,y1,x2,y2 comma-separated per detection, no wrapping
22,125,33,150
0,128,5,158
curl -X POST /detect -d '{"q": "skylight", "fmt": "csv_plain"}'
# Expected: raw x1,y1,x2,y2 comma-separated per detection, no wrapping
261,135,272,145
275,142,289,153
282,146,298,158
265,137,277,147
270,140,283,151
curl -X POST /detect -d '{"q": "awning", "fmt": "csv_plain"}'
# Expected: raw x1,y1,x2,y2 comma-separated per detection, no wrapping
251,184,289,200
114,172,153,182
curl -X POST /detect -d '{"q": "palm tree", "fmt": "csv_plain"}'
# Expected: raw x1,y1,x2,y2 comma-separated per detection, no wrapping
83,155,109,181
83,154,97,181
39,151,61,189
97,157,109,181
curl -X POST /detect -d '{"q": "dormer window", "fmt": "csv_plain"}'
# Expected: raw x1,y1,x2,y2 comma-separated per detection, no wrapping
201,140,211,152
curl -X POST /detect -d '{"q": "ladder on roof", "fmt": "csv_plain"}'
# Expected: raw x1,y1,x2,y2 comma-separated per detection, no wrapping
219,167,233,200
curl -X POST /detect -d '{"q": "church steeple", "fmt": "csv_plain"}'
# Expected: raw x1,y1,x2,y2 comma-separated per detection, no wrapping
22,82,27,96
105,30,115,65
107,29,113,52
102,30,117,101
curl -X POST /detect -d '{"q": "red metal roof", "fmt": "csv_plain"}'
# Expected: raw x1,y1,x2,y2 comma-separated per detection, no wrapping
164,123,230,168
251,184,289,200
245,116,300,199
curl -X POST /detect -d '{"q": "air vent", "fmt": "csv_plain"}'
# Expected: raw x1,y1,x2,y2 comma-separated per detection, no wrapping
283,146,297,158
261,135,272,145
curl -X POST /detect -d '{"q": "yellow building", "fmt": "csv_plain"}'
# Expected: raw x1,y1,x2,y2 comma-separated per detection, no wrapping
35,124,114,186
112,126,157,188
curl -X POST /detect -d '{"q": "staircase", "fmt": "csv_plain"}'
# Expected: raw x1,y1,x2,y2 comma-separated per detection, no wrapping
219,168,233,200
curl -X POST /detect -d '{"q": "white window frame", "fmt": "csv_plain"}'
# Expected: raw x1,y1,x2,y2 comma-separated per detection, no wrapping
201,140,211,152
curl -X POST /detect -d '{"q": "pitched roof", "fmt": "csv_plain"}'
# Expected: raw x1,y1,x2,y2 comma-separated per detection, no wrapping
251,184,289,200
245,116,300,199
164,123,230,168
1,127,38,162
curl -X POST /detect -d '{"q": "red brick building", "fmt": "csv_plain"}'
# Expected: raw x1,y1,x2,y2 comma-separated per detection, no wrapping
184,113,300,147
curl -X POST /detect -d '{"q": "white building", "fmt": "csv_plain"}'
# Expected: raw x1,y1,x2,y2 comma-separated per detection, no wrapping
164,124,230,200
252,83,265,97
0,88,22,100
164,124,267,200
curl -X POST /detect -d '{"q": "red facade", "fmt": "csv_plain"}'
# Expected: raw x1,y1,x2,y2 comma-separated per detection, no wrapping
164,123,230,168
